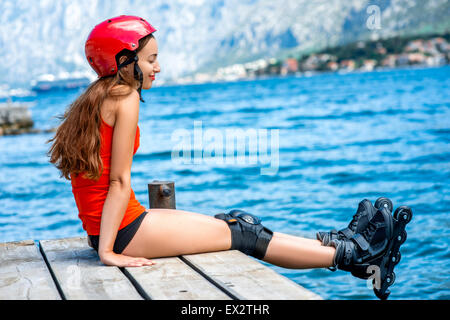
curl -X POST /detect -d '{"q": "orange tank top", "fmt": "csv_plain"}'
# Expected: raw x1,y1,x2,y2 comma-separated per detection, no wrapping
71,117,146,236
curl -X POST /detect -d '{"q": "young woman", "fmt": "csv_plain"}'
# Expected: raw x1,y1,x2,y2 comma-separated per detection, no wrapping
47,15,411,300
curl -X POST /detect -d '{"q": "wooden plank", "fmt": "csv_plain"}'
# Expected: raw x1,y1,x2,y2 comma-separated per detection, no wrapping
39,236,142,300
0,239,60,300
181,250,322,300
123,256,232,300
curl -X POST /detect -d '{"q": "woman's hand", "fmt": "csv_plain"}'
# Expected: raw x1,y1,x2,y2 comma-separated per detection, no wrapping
99,251,156,267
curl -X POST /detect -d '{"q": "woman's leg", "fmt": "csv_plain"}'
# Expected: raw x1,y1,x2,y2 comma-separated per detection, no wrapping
275,232,323,247
121,208,335,269
264,232,335,269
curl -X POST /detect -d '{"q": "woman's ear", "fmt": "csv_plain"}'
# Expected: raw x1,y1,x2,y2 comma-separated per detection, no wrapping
118,55,128,65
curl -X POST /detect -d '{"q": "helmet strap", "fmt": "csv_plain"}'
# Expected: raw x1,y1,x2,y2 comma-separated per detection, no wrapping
117,53,145,102
117,54,137,69
133,56,145,103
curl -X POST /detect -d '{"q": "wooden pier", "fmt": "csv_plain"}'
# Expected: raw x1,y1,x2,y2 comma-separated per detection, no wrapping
0,237,321,300
0,181,322,300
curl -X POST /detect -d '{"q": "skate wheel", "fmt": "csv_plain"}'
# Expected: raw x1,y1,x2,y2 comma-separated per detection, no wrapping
386,272,396,287
392,251,401,266
394,206,413,223
375,197,393,213
397,229,407,245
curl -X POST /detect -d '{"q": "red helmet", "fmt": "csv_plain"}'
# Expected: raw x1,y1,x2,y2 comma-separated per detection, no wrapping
85,15,157,77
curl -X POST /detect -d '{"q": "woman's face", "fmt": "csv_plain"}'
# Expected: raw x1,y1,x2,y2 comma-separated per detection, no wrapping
137,37,160,90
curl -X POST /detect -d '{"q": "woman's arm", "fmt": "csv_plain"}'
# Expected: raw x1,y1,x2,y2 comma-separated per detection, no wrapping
97,90,153,267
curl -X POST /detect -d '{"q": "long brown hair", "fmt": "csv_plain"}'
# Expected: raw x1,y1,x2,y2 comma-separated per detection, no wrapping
47,34,153,181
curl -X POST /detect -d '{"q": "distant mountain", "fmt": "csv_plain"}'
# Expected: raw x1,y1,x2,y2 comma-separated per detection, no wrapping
195,0,450,73
0,0,448,90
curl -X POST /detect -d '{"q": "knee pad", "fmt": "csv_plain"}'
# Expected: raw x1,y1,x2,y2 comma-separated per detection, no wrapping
214,209,273,259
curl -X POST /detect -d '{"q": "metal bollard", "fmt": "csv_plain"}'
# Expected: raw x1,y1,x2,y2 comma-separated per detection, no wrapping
147,180,176,209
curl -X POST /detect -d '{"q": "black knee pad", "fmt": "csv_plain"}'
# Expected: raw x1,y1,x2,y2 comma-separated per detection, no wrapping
214,209,273,259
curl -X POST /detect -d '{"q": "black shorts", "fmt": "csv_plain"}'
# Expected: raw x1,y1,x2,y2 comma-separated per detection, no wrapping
89,210,148,254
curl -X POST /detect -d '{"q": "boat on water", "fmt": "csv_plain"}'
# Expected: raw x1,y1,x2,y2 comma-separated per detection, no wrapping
30,73,93,92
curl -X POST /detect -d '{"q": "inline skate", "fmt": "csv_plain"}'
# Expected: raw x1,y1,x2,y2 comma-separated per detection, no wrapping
328,203,412,300
316,197,393,246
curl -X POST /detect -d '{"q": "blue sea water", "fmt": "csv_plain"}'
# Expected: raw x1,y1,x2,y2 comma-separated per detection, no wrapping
1,66,449,300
